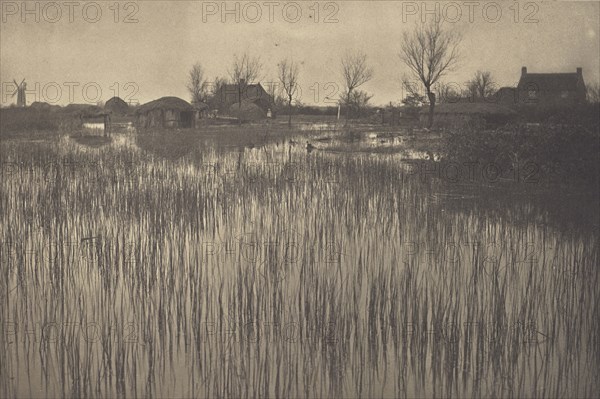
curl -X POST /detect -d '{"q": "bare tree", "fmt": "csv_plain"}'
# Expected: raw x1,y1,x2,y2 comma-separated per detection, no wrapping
211,76,228,96
467,70,497,101
263,81,287,110
341,51,374,124
205,76,228,112
435,81,461,103
278,59,301,127
399,20,461,127
229,53,263,109
187,63,209,105
347,90,373,118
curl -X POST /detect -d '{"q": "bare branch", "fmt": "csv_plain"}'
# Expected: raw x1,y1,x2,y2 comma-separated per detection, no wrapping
278,58,301,127
341,51,374,94
341,51,374,123
467,70,497,99
187,63,209,104
278,59,300,101
229,53,263,85
398,20,462,127
399,20,461,90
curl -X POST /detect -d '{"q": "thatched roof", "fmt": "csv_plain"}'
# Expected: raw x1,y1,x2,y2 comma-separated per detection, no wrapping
105,96,129,115
136,97,193,114
421,102,517,116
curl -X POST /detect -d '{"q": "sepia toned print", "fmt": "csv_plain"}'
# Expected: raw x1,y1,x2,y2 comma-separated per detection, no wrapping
1,1,599,398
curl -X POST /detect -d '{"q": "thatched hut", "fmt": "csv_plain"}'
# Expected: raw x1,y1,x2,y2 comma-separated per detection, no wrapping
136,97,196,128
105,96,129,116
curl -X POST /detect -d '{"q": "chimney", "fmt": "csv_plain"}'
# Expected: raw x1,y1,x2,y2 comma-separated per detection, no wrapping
240,78,246,86
576,67,582,76
521,66,527,76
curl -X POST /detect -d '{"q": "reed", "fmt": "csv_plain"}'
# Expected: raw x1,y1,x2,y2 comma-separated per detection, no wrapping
1,128,598,398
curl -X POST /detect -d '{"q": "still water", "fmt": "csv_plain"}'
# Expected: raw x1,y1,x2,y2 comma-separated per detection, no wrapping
1,130,598,398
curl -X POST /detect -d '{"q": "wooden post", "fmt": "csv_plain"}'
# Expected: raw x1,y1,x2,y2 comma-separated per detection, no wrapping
103,114,110,137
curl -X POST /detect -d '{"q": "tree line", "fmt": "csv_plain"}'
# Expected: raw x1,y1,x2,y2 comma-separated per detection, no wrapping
187,19,600,128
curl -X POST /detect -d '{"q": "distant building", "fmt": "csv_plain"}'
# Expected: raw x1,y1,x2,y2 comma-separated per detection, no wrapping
212,81,273,117
135,97,197,128
516,67,587,107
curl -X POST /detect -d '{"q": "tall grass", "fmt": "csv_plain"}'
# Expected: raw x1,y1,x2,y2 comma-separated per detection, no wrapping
1,129,599,398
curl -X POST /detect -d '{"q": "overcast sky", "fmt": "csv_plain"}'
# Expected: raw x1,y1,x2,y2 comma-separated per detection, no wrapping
1,1,598,106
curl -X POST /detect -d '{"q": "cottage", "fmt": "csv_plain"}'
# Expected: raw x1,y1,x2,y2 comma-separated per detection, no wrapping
420,102,517,128
135,97,197,128
517,67,586,107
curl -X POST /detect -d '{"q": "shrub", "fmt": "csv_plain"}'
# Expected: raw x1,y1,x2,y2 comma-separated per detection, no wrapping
0,108,62,134
441,120,600,186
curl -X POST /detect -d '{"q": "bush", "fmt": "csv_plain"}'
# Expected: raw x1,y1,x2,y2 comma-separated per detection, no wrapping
517,103,599,125
441,120,600,186
0,108,62,133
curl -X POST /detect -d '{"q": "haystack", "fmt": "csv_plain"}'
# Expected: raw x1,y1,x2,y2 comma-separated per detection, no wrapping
105,96,129,115
228,100,266,122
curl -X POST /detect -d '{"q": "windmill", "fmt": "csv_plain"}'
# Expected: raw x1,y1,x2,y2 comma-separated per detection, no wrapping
11,79,27,107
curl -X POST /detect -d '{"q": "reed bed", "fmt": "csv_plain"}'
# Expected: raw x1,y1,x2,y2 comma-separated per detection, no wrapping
1,130,599,398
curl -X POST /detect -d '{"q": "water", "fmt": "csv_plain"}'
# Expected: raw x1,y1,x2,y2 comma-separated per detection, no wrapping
82,122,105,133
1,129,598,398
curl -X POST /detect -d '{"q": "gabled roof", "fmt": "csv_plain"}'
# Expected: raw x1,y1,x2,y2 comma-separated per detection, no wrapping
218,83,271,101
518,73,581,92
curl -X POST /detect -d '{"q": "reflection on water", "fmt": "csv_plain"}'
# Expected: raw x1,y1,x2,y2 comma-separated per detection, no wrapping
82,122,105,129
299,122,338,131
1,130,598,398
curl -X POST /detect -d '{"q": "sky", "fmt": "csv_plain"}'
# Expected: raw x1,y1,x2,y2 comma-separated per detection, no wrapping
1,0,599,106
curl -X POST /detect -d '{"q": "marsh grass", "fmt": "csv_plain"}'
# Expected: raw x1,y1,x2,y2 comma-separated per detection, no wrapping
1,128,599,398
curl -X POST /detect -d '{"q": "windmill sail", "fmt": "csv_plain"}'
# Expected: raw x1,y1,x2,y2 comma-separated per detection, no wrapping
12,79,26,107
